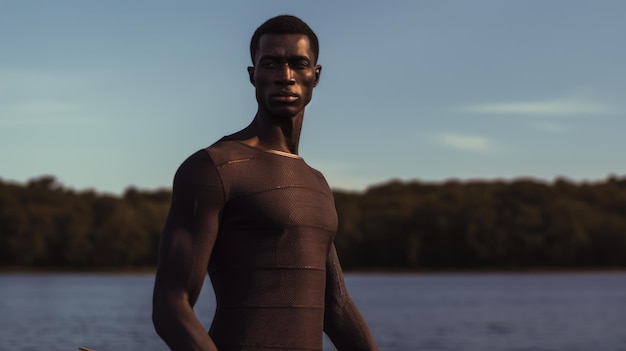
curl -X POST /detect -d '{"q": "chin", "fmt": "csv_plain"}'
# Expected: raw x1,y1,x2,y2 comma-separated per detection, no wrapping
272,111,300,120
268,106,304,119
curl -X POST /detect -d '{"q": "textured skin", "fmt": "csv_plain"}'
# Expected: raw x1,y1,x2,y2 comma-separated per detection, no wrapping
170,139,378,351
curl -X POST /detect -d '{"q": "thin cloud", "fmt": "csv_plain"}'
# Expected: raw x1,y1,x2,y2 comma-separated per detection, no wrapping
0,101,87,126
434,133,492,153
0,68,100,92
533,122,568,133
464,98,615,116
9,102,75,115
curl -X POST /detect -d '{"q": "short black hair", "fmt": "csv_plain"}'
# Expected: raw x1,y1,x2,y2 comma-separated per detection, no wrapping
250,15,319,64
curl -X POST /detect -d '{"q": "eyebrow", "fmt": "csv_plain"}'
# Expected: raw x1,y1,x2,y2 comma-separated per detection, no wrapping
258,54,312,62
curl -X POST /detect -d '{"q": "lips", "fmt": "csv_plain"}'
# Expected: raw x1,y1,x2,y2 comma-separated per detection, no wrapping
271,92,299,103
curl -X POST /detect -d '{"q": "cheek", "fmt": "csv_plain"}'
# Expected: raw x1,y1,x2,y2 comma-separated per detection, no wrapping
299,73,317,91
254,74,270,87
303,72,317,84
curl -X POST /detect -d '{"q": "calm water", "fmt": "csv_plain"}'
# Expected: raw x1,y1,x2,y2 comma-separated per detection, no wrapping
1,272,625,351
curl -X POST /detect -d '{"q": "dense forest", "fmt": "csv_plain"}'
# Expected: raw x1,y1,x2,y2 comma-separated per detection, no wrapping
1,175,626,271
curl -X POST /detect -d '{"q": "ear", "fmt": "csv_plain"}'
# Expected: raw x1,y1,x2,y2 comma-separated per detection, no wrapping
247,66,255,86
313,65,322,87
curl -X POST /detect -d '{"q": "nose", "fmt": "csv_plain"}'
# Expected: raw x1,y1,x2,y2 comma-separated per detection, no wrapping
275,62,295,85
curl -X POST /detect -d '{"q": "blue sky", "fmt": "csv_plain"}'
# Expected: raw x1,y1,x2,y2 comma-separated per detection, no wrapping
1,1,625,194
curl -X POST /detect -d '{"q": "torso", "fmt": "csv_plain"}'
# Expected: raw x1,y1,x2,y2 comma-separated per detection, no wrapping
204,139,338,350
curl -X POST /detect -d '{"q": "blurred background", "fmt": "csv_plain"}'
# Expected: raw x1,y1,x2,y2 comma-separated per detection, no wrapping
1,1,625,350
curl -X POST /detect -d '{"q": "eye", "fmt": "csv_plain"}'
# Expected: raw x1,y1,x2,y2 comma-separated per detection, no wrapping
260,60,279,69
290,60,310,69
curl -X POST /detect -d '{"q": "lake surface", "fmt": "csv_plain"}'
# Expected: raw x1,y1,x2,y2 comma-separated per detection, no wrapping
1,272,625,350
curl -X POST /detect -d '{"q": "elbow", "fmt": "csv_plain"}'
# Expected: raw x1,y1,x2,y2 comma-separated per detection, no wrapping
152,301,167,337
325,291,350,315
152,289,193,339
324,296,345,331
152,292,174,338
324,291,359,331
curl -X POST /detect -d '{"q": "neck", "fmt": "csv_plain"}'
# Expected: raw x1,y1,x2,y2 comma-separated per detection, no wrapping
254,110,304,154
230,110,304,155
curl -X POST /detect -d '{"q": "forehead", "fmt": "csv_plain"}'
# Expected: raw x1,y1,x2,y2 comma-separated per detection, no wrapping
255,34,314,61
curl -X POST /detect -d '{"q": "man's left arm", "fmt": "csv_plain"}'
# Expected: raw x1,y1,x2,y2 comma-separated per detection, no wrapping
323,244,380,351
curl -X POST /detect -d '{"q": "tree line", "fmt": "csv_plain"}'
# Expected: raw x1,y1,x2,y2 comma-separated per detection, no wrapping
0,176,169,269
1,175,626,270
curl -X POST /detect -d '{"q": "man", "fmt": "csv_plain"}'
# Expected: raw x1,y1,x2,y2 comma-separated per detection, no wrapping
152,15,379,351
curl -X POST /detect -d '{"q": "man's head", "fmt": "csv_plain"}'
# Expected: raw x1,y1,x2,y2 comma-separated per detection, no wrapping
250,15,319,65
248,15,322,119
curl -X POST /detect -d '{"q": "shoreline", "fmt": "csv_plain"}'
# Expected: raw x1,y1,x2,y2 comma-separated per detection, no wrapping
2,266,625,275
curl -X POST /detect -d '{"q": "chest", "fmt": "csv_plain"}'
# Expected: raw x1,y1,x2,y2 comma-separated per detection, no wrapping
217,155,338,233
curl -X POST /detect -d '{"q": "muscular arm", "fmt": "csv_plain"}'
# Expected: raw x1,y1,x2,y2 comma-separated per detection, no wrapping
152,151,224,351
324,244,380,351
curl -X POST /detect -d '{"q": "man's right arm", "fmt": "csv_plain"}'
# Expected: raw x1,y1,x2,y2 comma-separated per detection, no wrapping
152,151,224,351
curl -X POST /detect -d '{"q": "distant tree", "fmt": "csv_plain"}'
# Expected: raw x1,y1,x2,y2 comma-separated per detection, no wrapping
2,175,626,270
